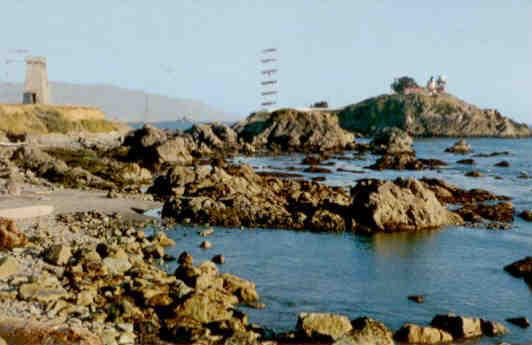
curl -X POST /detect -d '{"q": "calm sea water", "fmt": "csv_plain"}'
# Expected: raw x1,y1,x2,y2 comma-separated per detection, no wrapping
158,138,531,344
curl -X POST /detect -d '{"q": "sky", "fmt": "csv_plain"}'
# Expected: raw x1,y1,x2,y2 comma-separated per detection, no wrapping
1,0,531,122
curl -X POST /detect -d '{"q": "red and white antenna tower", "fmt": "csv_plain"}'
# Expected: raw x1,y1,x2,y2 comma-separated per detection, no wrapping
260,48,278,111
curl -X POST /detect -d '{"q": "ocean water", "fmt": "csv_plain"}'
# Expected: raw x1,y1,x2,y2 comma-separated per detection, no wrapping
160,138,532,344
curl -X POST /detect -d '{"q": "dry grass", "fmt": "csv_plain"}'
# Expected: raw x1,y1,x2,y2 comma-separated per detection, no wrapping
0,104,121,135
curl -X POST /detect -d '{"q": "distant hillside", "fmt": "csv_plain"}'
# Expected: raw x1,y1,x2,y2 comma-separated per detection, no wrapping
0,82,230,122
337,93,532,137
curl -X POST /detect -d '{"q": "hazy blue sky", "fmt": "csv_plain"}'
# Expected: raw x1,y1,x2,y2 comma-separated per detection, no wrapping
1,1,531,121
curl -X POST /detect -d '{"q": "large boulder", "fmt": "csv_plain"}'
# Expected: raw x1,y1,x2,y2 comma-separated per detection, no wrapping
296,312,353,340
394,324,453,344
445,139,472,154
350,178,463,232
122,125,194,170
234,109,355,152
333,317,394,345
370,127,414,155
123,124,167,149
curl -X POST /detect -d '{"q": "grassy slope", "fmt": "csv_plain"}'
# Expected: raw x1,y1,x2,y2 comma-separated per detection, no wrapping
0,105,122,135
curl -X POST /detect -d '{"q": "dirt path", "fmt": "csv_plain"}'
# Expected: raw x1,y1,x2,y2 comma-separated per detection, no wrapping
0,184,161,221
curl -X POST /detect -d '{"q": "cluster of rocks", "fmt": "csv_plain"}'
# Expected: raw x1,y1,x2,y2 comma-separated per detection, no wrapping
152,161,352,232
396,313,509,343
0,143,153,194
288,311,510,345
121,123,243,172
151,160,475,233
0,212,266,345
121,109,357,174
420,178,515,228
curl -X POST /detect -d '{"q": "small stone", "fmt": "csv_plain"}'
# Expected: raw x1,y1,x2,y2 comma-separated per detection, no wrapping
465,170,484,177
518,171,529,179
212,254,225,264
506,317,529,328
199,228,214,237
495,160,510,167
77,289,96,306
518,210,532,222
200,240,212,249
44,244,72,266
0,255,20,278
457,159,475,165
407,295,424,303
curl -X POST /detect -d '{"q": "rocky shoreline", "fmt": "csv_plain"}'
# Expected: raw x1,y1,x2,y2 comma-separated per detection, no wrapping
0,109,530,344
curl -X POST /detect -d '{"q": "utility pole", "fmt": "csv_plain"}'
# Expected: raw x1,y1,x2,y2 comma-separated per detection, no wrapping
260,48,278,112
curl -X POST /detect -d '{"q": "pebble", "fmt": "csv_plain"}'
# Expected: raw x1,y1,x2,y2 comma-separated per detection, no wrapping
200,240,212,249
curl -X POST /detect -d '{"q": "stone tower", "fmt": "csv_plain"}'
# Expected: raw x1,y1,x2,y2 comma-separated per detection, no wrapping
22,56,50,104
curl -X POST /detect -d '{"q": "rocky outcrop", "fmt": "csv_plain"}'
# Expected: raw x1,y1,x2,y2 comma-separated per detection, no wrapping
186,123,239,155
445,139,471,154
370,127,414,155
350,178,463,233
122,124,194,170
368,127,445,170
456,202,514,223
233,109,355,152
153,163,474,233
11,146,115,190
155,162,352,232
420,178,510,205
122,123,242,171
296,313,353,340
337,93,531,137
333,317,394,345
419,178,514,228
394,324,453,344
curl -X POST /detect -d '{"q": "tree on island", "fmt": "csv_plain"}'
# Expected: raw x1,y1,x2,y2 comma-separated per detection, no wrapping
391,76,419,94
